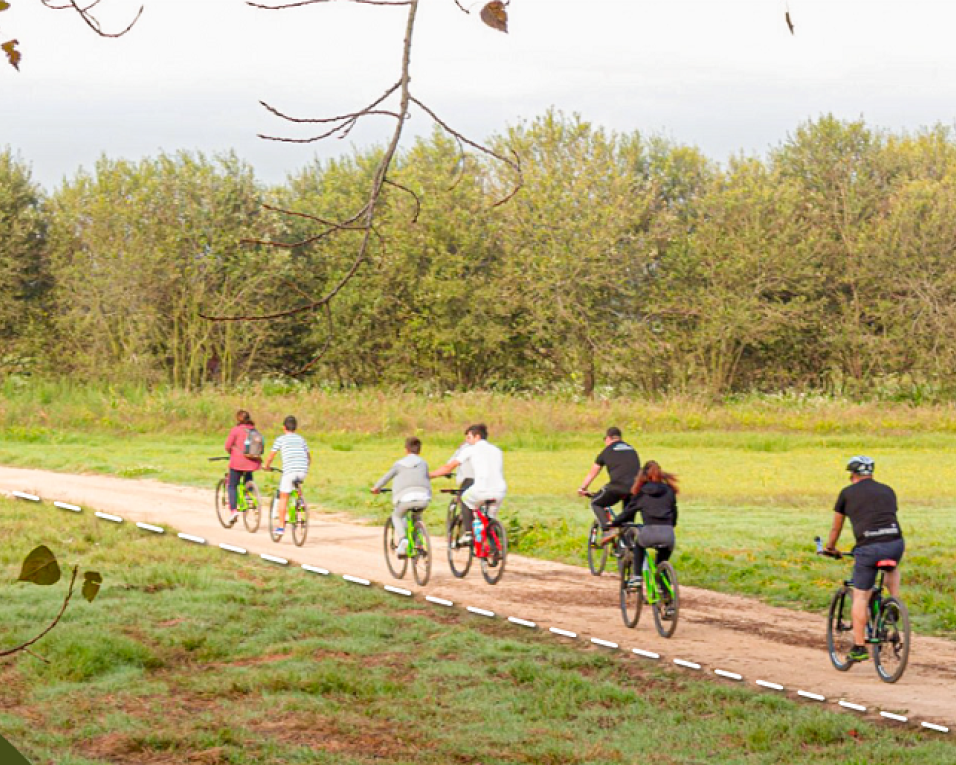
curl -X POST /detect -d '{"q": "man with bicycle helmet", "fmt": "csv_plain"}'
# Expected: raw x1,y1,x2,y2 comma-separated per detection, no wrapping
825,455,905,663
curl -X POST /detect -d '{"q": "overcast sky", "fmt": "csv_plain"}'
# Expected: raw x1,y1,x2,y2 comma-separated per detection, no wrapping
3,0,956,189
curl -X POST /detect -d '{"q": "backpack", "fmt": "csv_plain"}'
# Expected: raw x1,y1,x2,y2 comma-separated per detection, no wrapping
243,428,265,458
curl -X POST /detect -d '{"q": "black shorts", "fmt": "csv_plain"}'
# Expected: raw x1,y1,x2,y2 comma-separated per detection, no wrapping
852,538,905,591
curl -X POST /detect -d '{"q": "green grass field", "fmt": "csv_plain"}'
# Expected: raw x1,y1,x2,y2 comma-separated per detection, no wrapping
2,497,953,765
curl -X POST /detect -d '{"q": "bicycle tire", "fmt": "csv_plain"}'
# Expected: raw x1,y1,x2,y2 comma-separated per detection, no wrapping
292,496,308,547
215,479,232,528
619,554,642,628
384,518,408,579
480,519,507,585
826,586,855,671
873,597,910,683
411,518,431,586
243,481,262,533
587,521,608,576
446,514,473,579
651,561,679,638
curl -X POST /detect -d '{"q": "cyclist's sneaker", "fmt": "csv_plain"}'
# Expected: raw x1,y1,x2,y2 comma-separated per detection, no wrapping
459,532,473,545
662,602,676,620
627,576,642,591
228,510,240,526
274,526,285,536
847,645,870,663
397,539,409,559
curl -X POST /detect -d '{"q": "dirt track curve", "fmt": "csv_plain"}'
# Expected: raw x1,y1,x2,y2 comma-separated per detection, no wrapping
1,466,954,730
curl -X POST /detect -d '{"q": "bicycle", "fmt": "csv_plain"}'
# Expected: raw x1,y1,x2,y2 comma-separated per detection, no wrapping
815,536,911,683
618,524,679,637
582,492,626,576
444,488,507,585
379,489,432,586
267,469,309,547
210,457,262,533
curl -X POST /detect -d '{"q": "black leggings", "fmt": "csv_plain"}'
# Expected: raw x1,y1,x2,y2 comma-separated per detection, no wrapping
590,486,630,530
227,469,254,511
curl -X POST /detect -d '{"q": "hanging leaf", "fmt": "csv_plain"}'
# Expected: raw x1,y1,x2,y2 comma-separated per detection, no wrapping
480,1,508,33
0,2,12,12
785,11,795,34
17,546,61,586
2,39,20,71
82,571,103,603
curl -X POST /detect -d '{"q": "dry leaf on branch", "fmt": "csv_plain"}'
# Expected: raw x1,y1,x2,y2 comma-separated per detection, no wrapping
785,11,795,34
480,1,508,33
2,38,20,70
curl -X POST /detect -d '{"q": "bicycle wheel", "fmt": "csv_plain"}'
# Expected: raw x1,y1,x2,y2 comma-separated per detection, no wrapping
242,481,262,533
446,514,473,578
292,496,309,547
480,519,507,585
651,561,679,638
411,518,432,586
384,518,408,579
874,597,910,683
826,586,855,671
215,479,232,528
587,521,609,576
619,554,643,628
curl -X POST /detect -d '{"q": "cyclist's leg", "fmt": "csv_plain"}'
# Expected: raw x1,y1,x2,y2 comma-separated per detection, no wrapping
590,487,627,530
274,472,298,530
227,469,243,511
460,488,478,531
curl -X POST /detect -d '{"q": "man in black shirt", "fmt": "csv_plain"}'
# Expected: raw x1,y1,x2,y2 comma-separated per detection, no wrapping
825,455,905,663
577,427,640,531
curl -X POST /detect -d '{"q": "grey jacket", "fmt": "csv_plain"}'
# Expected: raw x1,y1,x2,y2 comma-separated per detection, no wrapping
373,454,431,504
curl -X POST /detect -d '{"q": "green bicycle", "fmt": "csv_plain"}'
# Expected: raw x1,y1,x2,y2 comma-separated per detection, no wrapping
619,524,680,637
211,457,262,533
381,490,432,586
267,471,309,547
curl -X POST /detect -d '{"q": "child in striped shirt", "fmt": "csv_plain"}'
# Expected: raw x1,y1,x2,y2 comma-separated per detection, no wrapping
263,415,311,536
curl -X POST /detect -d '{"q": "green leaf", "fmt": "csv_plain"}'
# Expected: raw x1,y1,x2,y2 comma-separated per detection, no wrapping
81,571,103,603
17,546,61,586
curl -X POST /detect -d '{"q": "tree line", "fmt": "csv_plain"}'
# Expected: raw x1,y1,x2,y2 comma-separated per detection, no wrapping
4,111,956,398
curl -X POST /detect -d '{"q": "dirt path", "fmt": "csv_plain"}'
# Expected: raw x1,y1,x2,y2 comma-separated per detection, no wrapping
1,466,953,729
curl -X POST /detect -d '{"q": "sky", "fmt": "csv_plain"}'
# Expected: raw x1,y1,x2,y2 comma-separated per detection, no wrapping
2,0,956,190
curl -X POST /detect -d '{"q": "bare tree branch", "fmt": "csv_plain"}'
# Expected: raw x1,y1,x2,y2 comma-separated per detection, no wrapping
41,0,143,38
384,178,421,223
0,566,78,660
248,0,411,9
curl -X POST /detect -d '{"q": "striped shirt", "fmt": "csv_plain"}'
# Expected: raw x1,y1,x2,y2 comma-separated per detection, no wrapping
270,433,310,475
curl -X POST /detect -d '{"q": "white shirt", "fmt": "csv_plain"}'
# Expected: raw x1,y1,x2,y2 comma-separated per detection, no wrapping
456,439,506,495
451,442,475,484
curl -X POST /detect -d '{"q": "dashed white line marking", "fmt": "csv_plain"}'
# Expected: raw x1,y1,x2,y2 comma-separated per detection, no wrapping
261,553,288,566
178,533,206,545
95,511,123,523
219,543,247,554
632,648,660,660
343,574,370,586
426,596,454,607
549,627,577,639
798,690,825,702
384,585,412,596
879,711,908,723
54,501,82,512
921,722,950,733
714,669,742,681
674,659,702,670
756,680,785,691
508,617,537,629
591,637,619,649
13,491,40,502
838,701,867,712
136,522,165,534
301,564,329,576
466,606,495,618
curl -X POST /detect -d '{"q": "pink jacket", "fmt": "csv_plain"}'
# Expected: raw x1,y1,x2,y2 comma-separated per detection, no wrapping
225,424,262,472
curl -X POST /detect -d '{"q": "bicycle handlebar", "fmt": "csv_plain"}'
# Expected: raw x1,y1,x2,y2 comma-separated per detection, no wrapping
440,488,464,495
814,535,849,559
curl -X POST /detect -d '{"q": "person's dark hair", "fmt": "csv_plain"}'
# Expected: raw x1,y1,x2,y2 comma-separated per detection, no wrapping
284,415,298,431
405,436,422,454
237,410,254,427
466,423,488,440
632,460,679,496
606,426,622,440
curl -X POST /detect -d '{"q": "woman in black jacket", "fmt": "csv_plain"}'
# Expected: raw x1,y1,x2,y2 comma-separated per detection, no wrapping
602,460,678,578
